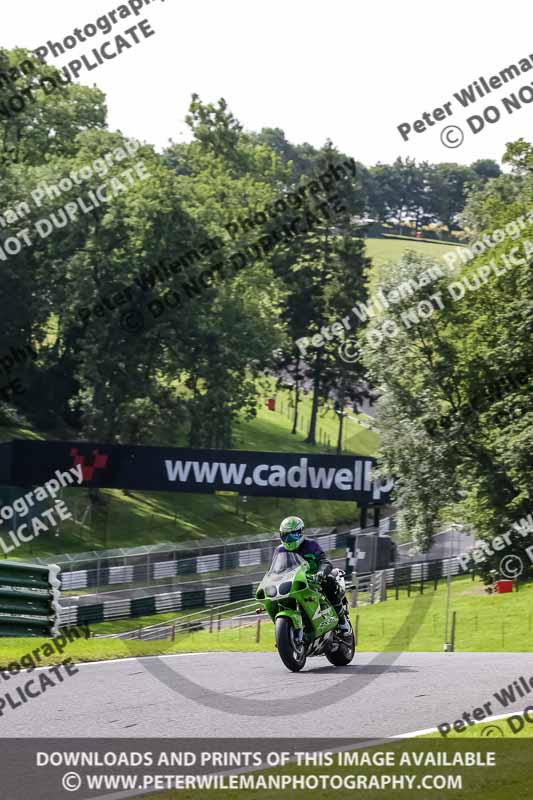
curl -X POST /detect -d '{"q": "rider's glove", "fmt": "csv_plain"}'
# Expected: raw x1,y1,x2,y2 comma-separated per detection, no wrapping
316,564,332,581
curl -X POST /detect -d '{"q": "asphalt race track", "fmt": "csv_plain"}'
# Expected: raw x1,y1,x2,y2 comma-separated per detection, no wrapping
1,651,530,738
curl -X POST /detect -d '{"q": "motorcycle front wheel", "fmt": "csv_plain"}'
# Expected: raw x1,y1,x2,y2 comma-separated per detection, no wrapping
275,617,306,672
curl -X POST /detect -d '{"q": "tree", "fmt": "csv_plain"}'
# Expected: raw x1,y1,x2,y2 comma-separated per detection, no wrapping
266,140,370,445
367,158,429,231
426,163,475,231
470,158,501,182
502,139,533,175
160,96,290,447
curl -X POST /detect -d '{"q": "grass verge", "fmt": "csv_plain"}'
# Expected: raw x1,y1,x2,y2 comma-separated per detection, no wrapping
1,576,532,667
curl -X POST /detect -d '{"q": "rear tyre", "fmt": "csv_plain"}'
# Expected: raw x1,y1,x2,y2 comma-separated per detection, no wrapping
325,623,355,666
275,617,306,672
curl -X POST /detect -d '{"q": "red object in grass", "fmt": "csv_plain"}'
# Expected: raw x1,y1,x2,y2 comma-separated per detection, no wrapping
267,398,276,411
495,580,513,593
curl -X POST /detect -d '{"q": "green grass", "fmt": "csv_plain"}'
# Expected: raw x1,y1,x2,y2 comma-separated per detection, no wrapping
2,576,531,667
0,617,268,668
6,486,358,559
0,424,43,442
353,575,533,652
124,574,532,655
364,236,460,269
239,380,377,455
86,607,207,635
0,636,215,669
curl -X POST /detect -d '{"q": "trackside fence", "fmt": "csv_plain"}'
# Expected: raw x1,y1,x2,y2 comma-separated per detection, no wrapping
52,528,344,592
61,556,467,630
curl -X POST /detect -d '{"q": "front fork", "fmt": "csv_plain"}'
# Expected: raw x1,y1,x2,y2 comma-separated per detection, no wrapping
294,627,304,645
275,609,304,644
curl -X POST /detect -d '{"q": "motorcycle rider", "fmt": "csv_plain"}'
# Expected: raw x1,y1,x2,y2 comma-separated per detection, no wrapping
276,515,352,635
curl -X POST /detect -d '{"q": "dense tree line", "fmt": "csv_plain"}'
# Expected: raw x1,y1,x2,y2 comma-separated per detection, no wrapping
254,130,501,233
363,157,501,233
362,139,533,573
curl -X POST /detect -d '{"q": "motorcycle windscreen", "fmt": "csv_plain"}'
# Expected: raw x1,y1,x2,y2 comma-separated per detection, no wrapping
266,550,305,576
257,550,307,598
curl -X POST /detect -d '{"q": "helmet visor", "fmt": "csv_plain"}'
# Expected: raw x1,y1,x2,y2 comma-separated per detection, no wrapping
281,531,302,544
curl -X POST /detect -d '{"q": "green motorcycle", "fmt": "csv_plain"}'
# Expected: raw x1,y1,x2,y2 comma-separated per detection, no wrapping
256,549,356,672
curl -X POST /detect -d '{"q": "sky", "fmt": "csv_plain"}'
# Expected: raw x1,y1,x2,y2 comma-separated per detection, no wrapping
4,0,533,166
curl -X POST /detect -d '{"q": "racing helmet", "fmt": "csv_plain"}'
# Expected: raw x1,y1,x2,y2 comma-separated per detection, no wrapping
279,515,305,551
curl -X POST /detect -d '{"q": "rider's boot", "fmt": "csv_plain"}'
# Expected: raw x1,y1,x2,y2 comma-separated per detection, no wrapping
333,603,352,637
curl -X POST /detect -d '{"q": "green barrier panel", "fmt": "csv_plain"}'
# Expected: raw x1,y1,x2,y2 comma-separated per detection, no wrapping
0,562,54,590
131,596,156,618
0,615,53,637
77,604,104,625
0,562,61,637
0,588,51,616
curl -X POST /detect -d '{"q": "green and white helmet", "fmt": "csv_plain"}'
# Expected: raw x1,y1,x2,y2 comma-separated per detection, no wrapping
279,515,305,551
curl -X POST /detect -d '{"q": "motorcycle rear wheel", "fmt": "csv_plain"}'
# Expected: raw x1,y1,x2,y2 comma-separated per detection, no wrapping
275,617,306,672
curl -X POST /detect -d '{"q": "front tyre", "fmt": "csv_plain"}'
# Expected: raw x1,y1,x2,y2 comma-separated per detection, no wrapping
325,624,356,666
275,617,306,672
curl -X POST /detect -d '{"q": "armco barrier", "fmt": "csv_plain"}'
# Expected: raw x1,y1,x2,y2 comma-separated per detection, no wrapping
382,555,463,587
0,561,61,637
60,555,467,628
60,581,260,627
